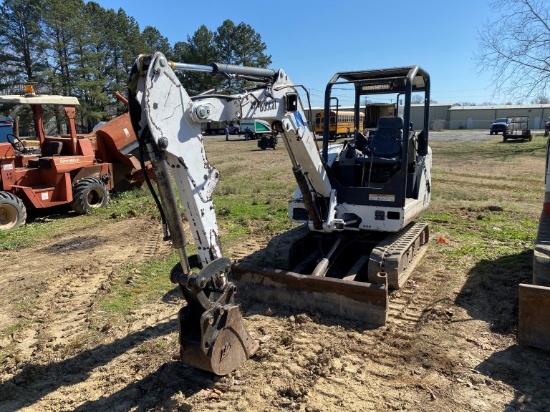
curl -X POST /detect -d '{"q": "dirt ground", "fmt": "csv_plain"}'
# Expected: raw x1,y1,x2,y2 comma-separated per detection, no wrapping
1,132,550,411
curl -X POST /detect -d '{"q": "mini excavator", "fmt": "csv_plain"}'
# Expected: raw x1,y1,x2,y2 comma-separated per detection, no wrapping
128,52,431,375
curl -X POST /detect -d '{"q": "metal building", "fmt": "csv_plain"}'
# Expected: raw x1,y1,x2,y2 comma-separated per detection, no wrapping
305,103,550,132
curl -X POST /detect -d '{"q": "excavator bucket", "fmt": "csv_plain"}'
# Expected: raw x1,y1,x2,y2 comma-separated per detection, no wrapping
170,257,259,375
178,302,259,375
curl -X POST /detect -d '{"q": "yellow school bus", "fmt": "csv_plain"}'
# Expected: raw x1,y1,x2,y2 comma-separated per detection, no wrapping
314,110,365,139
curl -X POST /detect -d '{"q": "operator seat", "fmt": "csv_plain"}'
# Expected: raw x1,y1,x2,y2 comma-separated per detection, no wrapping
368,116,403,165
27,141,63,169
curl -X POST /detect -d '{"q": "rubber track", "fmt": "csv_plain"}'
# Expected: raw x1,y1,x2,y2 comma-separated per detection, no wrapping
264,224,311,270
368,222,429,290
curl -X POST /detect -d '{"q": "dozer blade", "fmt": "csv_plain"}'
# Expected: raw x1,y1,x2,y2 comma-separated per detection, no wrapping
518,283,550,350
232,263,388,327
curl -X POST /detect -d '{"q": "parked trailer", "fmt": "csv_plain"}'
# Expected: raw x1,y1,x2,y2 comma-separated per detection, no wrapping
503,116,532,142
203,121,240,135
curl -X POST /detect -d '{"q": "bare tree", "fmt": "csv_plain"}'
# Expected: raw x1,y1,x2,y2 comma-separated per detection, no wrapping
475,0,550,101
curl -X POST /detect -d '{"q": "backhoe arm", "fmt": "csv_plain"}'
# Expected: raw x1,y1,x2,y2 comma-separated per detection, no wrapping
128,52,259,375
127,51,339,375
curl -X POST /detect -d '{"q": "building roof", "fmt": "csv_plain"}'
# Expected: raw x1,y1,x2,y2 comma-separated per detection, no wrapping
449,103,550,111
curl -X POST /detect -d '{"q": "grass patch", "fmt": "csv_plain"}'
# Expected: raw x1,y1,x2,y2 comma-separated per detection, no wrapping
0,188,157,251
0,220,57,250
422,138,544,267
98,253,179,316
97,187,158,218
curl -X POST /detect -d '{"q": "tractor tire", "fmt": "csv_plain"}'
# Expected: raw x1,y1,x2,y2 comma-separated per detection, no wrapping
71,177,109,214
0,191,27,230
258,137,268,150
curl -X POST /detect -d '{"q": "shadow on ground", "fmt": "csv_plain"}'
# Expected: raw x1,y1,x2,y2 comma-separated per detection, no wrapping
0,319,219,411
456,249,550,411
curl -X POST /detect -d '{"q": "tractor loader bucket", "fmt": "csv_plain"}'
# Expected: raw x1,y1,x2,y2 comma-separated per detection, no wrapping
232,263,388,327
518,283,550,350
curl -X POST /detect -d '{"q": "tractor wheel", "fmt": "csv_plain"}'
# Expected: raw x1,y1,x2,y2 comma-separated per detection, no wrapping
0,191,27,230
71,177,109,214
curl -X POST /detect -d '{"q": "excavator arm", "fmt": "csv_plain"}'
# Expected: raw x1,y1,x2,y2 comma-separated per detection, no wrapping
127,52,337,375
128,53,263,375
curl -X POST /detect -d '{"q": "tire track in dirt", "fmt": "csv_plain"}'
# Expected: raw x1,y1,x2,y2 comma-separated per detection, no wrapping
227,238,269,262
0,218,169,406
201,244,455,409
30,225,167,356
33,260,119,353
183,261,451,411
141,230,164,262
247,259,456,411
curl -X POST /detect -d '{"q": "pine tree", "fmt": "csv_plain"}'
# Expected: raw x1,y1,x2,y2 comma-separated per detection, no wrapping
0,0,45,91
174,25,222,95
214,20,272,89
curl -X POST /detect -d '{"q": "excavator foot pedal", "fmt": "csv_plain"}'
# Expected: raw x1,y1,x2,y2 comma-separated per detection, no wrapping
178,302,259,375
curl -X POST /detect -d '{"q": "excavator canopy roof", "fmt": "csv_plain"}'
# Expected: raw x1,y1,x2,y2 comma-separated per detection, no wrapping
329,66,429,95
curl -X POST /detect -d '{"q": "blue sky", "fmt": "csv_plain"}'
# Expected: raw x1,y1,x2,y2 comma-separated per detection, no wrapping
92,0,498,106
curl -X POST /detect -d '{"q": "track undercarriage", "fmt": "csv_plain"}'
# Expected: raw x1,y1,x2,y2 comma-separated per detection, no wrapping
232,222,429,326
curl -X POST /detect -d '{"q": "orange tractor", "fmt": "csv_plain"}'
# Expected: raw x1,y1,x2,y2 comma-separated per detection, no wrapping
0,88,147,230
